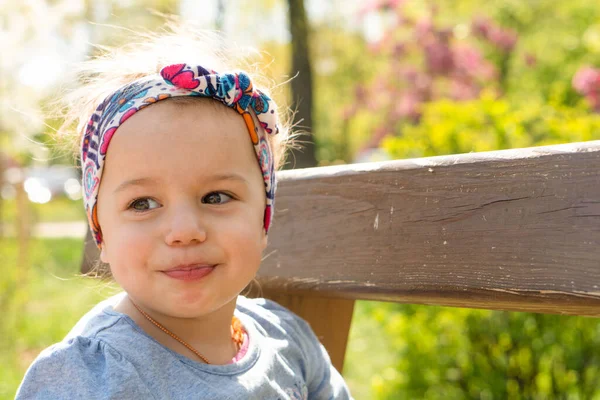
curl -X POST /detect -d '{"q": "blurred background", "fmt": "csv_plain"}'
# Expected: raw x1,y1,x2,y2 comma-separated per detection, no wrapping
2,0,600,398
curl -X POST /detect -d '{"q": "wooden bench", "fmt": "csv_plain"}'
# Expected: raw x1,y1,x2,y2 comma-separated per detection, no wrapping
82,140,600,374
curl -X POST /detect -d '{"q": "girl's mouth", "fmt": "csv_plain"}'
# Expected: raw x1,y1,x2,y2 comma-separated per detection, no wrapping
161,265,216,281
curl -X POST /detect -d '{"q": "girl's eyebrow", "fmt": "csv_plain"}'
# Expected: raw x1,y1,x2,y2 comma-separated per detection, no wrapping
113,174,248,194
209,173,249,185
113,177,159,194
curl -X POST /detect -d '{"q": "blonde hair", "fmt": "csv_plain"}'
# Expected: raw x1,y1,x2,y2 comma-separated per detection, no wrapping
56,22,290,169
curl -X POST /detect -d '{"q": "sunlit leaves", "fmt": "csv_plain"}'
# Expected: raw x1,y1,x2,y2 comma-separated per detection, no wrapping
382,95,600,160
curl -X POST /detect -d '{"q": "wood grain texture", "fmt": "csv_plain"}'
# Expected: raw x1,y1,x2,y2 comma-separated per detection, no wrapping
259,141,600,316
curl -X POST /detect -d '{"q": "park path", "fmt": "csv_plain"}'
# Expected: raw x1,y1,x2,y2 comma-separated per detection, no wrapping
2,221,87,238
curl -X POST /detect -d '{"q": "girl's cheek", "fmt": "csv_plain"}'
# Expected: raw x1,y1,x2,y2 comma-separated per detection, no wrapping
108,221,157,248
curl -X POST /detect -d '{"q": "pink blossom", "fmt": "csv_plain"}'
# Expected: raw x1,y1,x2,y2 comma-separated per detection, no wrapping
413,72,432,98
478,62,497,80
572,67,600,94
359,0,381,14
453,45,483,73
400,67,418,81
382,0,405,11
353,84,381,111
450,77,479,100
573,66,600,112
392,42,406,57
488,27,518,52
392,93,421,121
472,16,518,53
415,18,433,41
453,45,497,80
472,16,492,39
438,28,453,41
366,96,381,111
524,53,537,67
424,40,454,75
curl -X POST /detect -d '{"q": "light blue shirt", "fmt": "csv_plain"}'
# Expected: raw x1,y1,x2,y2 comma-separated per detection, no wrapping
16,294,352,399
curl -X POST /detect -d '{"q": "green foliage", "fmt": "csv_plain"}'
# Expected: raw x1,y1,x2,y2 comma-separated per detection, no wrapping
1,197,85,224
311,26,376,163
382,93,600,159
370,78,600,399
0,238,114,399
365,3,600,391
343,301,399,399
348,302,600,399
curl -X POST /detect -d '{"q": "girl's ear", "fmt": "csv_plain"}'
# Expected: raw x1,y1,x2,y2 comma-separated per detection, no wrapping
100,244,109,264
261,228,268,251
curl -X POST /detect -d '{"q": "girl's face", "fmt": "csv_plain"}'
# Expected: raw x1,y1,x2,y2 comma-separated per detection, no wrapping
97,99,267,319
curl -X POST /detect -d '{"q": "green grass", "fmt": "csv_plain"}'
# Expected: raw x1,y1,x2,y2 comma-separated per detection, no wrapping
0,238,117,399
1,197,85,224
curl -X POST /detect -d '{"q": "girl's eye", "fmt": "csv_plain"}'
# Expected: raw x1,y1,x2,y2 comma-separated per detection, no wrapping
202,192,233,205
128,198,161,212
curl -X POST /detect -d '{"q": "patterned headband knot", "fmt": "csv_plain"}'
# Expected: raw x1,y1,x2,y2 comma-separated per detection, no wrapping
81,63,279,247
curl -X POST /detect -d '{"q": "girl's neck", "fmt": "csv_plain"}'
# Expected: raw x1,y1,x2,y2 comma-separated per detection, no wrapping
113,294,239,364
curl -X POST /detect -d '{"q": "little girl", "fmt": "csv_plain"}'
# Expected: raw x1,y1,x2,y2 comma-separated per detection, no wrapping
16,28,352,399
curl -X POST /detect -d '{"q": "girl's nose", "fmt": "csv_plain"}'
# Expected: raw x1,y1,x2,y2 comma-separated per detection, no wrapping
164,206,207,246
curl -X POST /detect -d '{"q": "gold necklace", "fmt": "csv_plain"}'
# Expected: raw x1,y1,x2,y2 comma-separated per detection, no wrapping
130,301,244,365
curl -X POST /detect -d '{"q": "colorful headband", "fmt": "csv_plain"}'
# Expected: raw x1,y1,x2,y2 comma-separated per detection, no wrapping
81,63,279,247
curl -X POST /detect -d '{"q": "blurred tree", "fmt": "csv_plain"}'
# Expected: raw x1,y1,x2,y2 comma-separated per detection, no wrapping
334,0,600,160
310,26,373,163
215,0,226,32
344,1,517,154
286,0,317,168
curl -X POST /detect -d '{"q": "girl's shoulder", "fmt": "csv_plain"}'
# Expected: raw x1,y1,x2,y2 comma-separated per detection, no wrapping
16,294,156,399
235,296,321,355
236,296,312,333
236,295,297,320
236,296,354,399
16,335,152,398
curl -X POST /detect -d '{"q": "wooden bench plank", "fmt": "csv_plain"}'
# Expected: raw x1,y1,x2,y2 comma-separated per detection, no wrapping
82,141,600,372
259,141,600,317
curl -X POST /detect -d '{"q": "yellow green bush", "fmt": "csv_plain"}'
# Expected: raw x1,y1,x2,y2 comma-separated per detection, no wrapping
382,94,600,159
